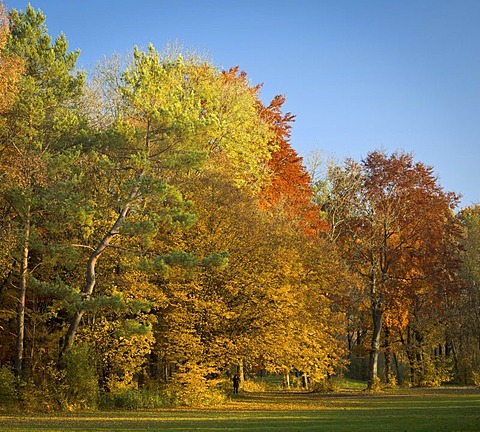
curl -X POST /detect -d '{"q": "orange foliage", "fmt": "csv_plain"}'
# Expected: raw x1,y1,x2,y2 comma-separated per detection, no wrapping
220,65,262,96
259,94,329,236
219,67,327,236
0,1,24,113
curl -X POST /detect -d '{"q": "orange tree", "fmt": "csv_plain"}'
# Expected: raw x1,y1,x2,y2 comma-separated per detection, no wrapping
0,1,23,112
324,150,461,387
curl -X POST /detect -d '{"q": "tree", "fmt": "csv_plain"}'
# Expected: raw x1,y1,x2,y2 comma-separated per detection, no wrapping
155,152,346,391
448,205,480,383
325,150,461,387
0,1,23,113
259,95,328,235
0,4,85,378
60,47,275,359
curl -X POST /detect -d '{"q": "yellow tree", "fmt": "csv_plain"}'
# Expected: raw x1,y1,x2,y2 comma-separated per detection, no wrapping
59,48,276,392
449,205,480,383
151,158,276,385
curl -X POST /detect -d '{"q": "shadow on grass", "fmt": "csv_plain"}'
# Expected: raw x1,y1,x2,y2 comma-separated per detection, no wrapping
1,386,479,431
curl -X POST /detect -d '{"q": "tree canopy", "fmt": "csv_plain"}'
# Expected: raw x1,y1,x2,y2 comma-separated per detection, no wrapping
0,3,474,410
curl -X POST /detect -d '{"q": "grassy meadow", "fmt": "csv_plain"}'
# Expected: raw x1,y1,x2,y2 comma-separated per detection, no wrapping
0,386,479,432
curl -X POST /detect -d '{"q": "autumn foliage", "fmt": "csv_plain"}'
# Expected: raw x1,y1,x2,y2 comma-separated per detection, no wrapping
259,94,329,235
0,2,23,112
0,3,474,411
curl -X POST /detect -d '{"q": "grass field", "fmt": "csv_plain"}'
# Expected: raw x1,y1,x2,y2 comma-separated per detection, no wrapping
0,386,479,431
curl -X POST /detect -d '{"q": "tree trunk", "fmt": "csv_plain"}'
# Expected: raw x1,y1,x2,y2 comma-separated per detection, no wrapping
449,340,459,380
384,325,394,384
302,372,309,390
238,359,245,383
406,326,417,385
60,195,137,359
15,211,30,379
393,352,401,384
368,303,383,388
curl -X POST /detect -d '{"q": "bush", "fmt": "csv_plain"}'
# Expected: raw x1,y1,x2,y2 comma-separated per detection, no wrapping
472,370,480,387
0,366,17,404
240,378,269,393
62,344,99,409
101,389,146,410
384,373,398,388
419,358,453,387
100,385,179,409
164,378,227,406
311,377,341,393
20,362,67,411
100,383,225,409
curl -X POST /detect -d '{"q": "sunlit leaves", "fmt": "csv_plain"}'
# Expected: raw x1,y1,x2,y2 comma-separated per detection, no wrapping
326,149,463,385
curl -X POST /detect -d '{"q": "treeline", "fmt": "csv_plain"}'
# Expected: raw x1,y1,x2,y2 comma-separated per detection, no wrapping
0,4,479,410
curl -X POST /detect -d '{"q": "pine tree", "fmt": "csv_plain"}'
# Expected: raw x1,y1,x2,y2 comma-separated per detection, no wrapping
0,4,84,378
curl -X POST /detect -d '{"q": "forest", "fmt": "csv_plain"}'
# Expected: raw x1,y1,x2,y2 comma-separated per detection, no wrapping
0,4,479,410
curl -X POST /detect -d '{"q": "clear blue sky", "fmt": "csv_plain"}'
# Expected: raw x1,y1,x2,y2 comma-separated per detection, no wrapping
6,0,480,208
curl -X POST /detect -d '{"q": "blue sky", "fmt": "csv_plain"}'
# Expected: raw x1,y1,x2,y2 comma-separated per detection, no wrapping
6,0,480,208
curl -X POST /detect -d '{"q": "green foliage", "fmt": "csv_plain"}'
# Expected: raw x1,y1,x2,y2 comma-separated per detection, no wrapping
28,275,80,305
62,344,99,409
0,366,17,404
100,388,171,409
1,4,477,414
6,5,85,146
201,251,229,268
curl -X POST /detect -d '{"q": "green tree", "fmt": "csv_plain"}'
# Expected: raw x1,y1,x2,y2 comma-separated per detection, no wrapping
0,4,84,378
60,47,275,362
448,205,480,383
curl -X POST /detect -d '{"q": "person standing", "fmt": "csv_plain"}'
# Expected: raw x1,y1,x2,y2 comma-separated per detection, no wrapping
232,374,240,394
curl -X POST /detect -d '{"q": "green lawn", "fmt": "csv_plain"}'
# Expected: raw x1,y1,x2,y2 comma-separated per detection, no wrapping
1,387,479,431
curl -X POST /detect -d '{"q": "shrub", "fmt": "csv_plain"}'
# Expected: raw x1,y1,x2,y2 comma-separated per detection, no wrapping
240,378,269,393
20,362,67,411
368,376,382,392
384,373,398,388
419,358,453,387
472,370,480,387
0,366,17,404
62,344,99,409
311,377,341,393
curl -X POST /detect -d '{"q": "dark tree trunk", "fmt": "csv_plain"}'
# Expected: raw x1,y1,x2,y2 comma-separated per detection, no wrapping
384,325,393,384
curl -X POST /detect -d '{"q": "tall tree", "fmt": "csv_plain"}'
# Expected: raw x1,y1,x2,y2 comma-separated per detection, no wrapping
448,205,480,383
60,47,275,357
157,154,346,389
259,95,328,235
0,1,23,113
0,5,84,377
325,150,461,387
